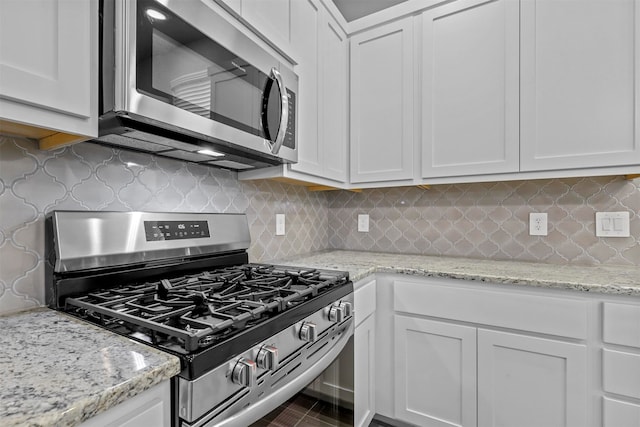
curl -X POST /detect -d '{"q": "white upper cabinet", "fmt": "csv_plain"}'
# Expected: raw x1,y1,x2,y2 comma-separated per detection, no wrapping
238,0,348,186
421,0,520,178
0,0,98,148
290,1,348,183
290,0,322,176
318,10,348,182
520,0,640,171
239,0,293,55
350,17,415,184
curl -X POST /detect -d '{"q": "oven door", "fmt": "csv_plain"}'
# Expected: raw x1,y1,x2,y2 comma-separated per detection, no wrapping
111,0,297,161
204,324,354,427
249,337,354,426
181,309,354,427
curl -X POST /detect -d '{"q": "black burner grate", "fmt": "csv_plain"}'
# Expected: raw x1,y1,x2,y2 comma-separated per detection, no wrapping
64,264,348,352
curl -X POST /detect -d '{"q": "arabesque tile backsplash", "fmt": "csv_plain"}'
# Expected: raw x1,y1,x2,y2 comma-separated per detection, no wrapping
328,179,639,266
0,137,328,315
1,136,639,315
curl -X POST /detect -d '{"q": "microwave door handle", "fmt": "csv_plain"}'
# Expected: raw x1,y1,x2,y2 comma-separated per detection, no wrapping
268,67,288,155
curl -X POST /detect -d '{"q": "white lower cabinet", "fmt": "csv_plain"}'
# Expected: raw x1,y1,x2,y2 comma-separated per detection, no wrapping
368,274,640,427
601,302,640,426
355,313,376,427
79,381,171,427
389,276,592,427
603,397,640,427
477,330,587,427
394,316,476,427
354,279,376,427
393,317,587,427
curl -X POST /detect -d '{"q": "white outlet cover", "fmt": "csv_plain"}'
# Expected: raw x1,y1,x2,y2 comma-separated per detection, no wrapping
358,214,369,232
276,214,285,236
595,211,630,237
529,212,548,236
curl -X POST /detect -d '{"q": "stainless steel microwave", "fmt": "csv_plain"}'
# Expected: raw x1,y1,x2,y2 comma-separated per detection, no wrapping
96,0,298,170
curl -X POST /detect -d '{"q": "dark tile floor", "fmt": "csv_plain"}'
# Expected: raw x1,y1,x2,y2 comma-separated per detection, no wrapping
367,418,395,427
250,393,354,427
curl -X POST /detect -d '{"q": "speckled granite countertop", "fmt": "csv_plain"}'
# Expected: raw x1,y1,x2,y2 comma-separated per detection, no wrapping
273,250,640,297
0,308,181,427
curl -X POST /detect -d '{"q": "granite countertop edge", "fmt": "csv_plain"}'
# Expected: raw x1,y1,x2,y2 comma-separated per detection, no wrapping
31,360,179,427
271,250,640,297
0,309,182,427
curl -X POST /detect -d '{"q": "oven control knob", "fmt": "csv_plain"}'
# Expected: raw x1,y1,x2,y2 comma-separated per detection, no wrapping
329,301,352,323
231,358,256,388
256,345,279,370
299,321,317,343
328,305,344,323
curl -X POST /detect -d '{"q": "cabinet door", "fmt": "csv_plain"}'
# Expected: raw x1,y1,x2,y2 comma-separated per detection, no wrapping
395,316,477,427
520,0,640,171
350,17,414,183
355,313,376,427
318,10,348,182
290,0,321,176
477,330,587,427
241,0,292,54
0,0,97,139
421,0,519,178
603,397,640,427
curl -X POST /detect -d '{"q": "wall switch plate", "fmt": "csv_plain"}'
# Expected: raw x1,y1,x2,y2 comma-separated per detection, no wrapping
276,214,285,236
358,214,369,232
529,212,548,236
595,211,630,237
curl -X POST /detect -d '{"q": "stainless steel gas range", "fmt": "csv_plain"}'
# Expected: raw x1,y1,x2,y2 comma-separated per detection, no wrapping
45,211,354,427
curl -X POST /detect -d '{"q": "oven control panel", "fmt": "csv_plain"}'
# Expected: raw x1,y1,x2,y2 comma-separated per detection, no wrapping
144,220,210,241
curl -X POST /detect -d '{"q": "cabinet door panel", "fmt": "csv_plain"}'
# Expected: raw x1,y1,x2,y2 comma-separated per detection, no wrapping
0,0,92,119
603,349,640,399
350,18,414,183
603,302,640,348
478,330,587,427
521,0,640,170
395,316,477,427
603,397,640,427
355,314,375,427
241,0,292,53
290,0,321,176
422,0,519,177
319,15,348,182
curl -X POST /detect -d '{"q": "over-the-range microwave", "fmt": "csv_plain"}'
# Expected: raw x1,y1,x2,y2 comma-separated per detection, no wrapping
96,0,298,170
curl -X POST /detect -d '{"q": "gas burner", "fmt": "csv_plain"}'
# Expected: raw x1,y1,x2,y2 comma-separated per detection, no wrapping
64,264,348,353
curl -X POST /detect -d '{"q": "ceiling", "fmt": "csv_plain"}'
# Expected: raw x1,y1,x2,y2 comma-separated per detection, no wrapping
331,0,408,22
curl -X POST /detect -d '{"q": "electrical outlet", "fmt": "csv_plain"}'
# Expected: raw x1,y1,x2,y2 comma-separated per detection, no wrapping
358,214,369,232
276,214,285,236
529,212,548,236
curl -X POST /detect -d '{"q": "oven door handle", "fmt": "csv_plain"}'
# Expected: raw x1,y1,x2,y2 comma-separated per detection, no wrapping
209,322,353,427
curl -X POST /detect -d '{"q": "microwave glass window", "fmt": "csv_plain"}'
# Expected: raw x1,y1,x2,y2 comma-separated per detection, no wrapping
151,29,211,118
135,0,283,141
